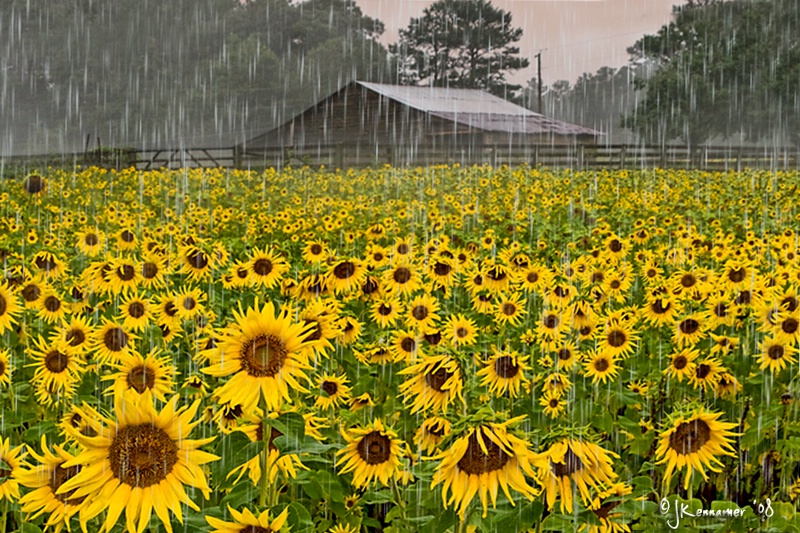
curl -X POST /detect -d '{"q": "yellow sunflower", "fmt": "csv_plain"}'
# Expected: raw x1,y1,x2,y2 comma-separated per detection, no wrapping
414,416,452,455
398,354,464,414
207,507,290,533
202,300,314,410
477,348,530,398
532,437,619,514
0,435,25,502
758,336,798,373
37,290,68,324
181,244,213,281
247,247,289,289
327,257,367,294
92,319,135,363
655,407,739,490
58,393,218,533
103,349,175,401
0,349,12,387
337,419,403,489
76,228,105,256
494,292,527,326
583,350,620,385
29,336,84,406
539,389,567,418
0,281,21,334
443,313,478,346
314,372,352,410
383,262,421,295
430,418,537,518
664,347,699,382
118,293,152,332
405,293,440,331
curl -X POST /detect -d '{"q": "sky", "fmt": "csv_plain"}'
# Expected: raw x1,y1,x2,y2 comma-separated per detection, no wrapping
356,0,681,86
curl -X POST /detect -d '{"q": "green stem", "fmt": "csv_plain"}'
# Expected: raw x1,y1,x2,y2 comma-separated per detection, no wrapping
456,514,469,533
258,410,273,508
391,477,408,528
1,498,8,533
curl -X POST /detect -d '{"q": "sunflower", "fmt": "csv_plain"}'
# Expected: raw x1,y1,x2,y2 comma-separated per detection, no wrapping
314,372,352,410
383,262,421,295
173,286,206,321
430,419,537,518
337,315,362,345
297,300,339,358
370,297,403,328
105,257,140,294
584,482,633,533
207,507,290,533
302,240,328,264
494,292,527,326
428,255,457,287
584,350,620,385
553,341,580,371
482,262,514,293
471,292,495,314
715,372,741,398
398,354,463,414
327,257,367,294
247,247,289,289
532,437,619,514
0,280,21,334
296,273,330,301
758,337,798,373
540,389,567,418
664,347,699,382
673,313,708,348
16,436,93,531
414,416,451,454
337,419,403,489
92,319,135,363
443,313,478,346
58,394,218,533
477,349,530,398
0,435,25,502
104,349,175,401
202,300,314,411
115,228,138,252
405,293,440,331
180,244,213,281
37,290,68,324
773,313,800,345
139,255,167,289
29,336,84,406
520,263,551,292
655,407,739,490
391,329,422,362
596,319,638,359
32,250,66,278
641,293,681,327
0,349,12,387
687,358,724,392
118,293,152,332
19,276,46,308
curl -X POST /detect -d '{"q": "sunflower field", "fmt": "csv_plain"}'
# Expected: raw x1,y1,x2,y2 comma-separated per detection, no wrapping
1,164,800,533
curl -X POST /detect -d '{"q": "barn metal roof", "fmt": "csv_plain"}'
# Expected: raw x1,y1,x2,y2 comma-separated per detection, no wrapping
356,81,600,136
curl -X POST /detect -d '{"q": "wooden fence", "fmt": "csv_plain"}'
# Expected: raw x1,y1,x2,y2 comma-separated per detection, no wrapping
2,144,799,173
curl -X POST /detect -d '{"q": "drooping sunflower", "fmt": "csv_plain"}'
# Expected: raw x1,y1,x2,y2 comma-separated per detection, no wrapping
655,407,739,490
207,507,290,533
398,354,463,414
414,416,452,455
202,300,314,410
687,358,724,391
0,349,12,387
430,419,537,518
104,349,175,401
16,436,93,531
0,280,21,334
32,250,66,278
532,437,619,514
477,349,530,398
247,246,289,289
337,419,404,489
58,394,218,533
0,435,25,502
642,293,681,327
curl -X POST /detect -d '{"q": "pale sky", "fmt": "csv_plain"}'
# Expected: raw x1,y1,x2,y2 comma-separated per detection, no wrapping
356,0,680,86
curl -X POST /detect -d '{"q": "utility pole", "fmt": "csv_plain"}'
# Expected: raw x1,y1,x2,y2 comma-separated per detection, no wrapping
535,50,544,114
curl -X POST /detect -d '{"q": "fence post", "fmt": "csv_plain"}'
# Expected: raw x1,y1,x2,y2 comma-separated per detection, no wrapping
620,145,627,169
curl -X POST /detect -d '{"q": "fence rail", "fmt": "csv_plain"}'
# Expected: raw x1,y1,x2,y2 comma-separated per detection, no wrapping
2,144,799,173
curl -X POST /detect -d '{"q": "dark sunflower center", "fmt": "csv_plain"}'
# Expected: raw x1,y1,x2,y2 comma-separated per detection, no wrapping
782,296,799,313
236,267,249,279
494,356,520,378
183,297,196,311
608,239,623,252
591,272,605,283
310,244,323,255
607,330,627,348
424,331,442,345
594,357,610,372
549,398,560,408
501,303,517,316
400,336,417,353
478,294,493,303
673,356,688,370
393,267,411,284
163,302,178,317
425,366,452,392
427,424,445,437
109,424,179,488
126,365,156,393
543,314,559,329
695,363,711,379
553,286,569,298
45,350,69,373
362,278,379,294
455,327,468,338
768,345,785,360
782,318,799,335
253,258,273,276
142,262,159,279
319,380,339,397
50,463,86,504
303,320,323,341
0,360,5,377
84,233,99,246
714,303,728,318
680,274,696,288
679,319,700,334
120,230,135,243
651,299,670,314
117,264,135,281
377,304,393,316
35,255,57,271
668,419,711,455
434,262,451,276
187,249,208,269
558,348,572,361
0,295,6,317
240,334,288,377
357,431,392,465
551,448,584,477
486,267,506,281
223,404,244,421
64,328,85,347
24,174,46,193
527,272,539,283
333,261,355,279
128,302,146,318
728,267,746,282
610,280,621,290
373,252,384,262
396,243,410,255
734,290,751,305
457,431,510,475
411,305,428,321
71,287,84,300
646,268,657,278
104,327,129,352
43,295,60,312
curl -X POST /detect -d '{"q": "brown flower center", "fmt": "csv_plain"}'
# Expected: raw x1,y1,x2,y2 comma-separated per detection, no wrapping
594,357,610,372
551,448,584,477
65,328,85,347
104,327,129,352
607,329,627,348
393,267,411,284
782,318,799,335
400,336,416,353
43,295,60,312
356,431,392,465
494,356,520,378
673,355,688,370
362,278,379,295
679,319,700,335
24,174,46,193
486,267,506,282
433,262,451,276
714,303,728,318
142,262,159,279
321,380,338,396
303,320,323,341
84,233,99,246
45,350,69,373
186,249,208,270
558,348,572,361
768,345,785,360
668,419,711,455
695,363,711,379
396,243,410,255
127,365,156,393
128,302,146,318
501,303,517,316
35,254,58,272
109,424,178,488
117,264,135,281
50,463,86,504
333,261,355,279
728,267,746,282
608,239,623,252
411,305,428,321
240,334,288,377
253,258,273,276
455,327,468,339
781,296,799,313
680,274,696,288
310,244,323,255
377,304,393,316
543,314,560,329
457,430,510,475
425,366,453,392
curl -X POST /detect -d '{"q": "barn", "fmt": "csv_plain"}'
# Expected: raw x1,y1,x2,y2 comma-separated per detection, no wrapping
236,80,601,168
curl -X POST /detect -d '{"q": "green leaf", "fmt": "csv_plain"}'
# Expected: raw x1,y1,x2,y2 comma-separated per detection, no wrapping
287,502,314,533
272,412,306,453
